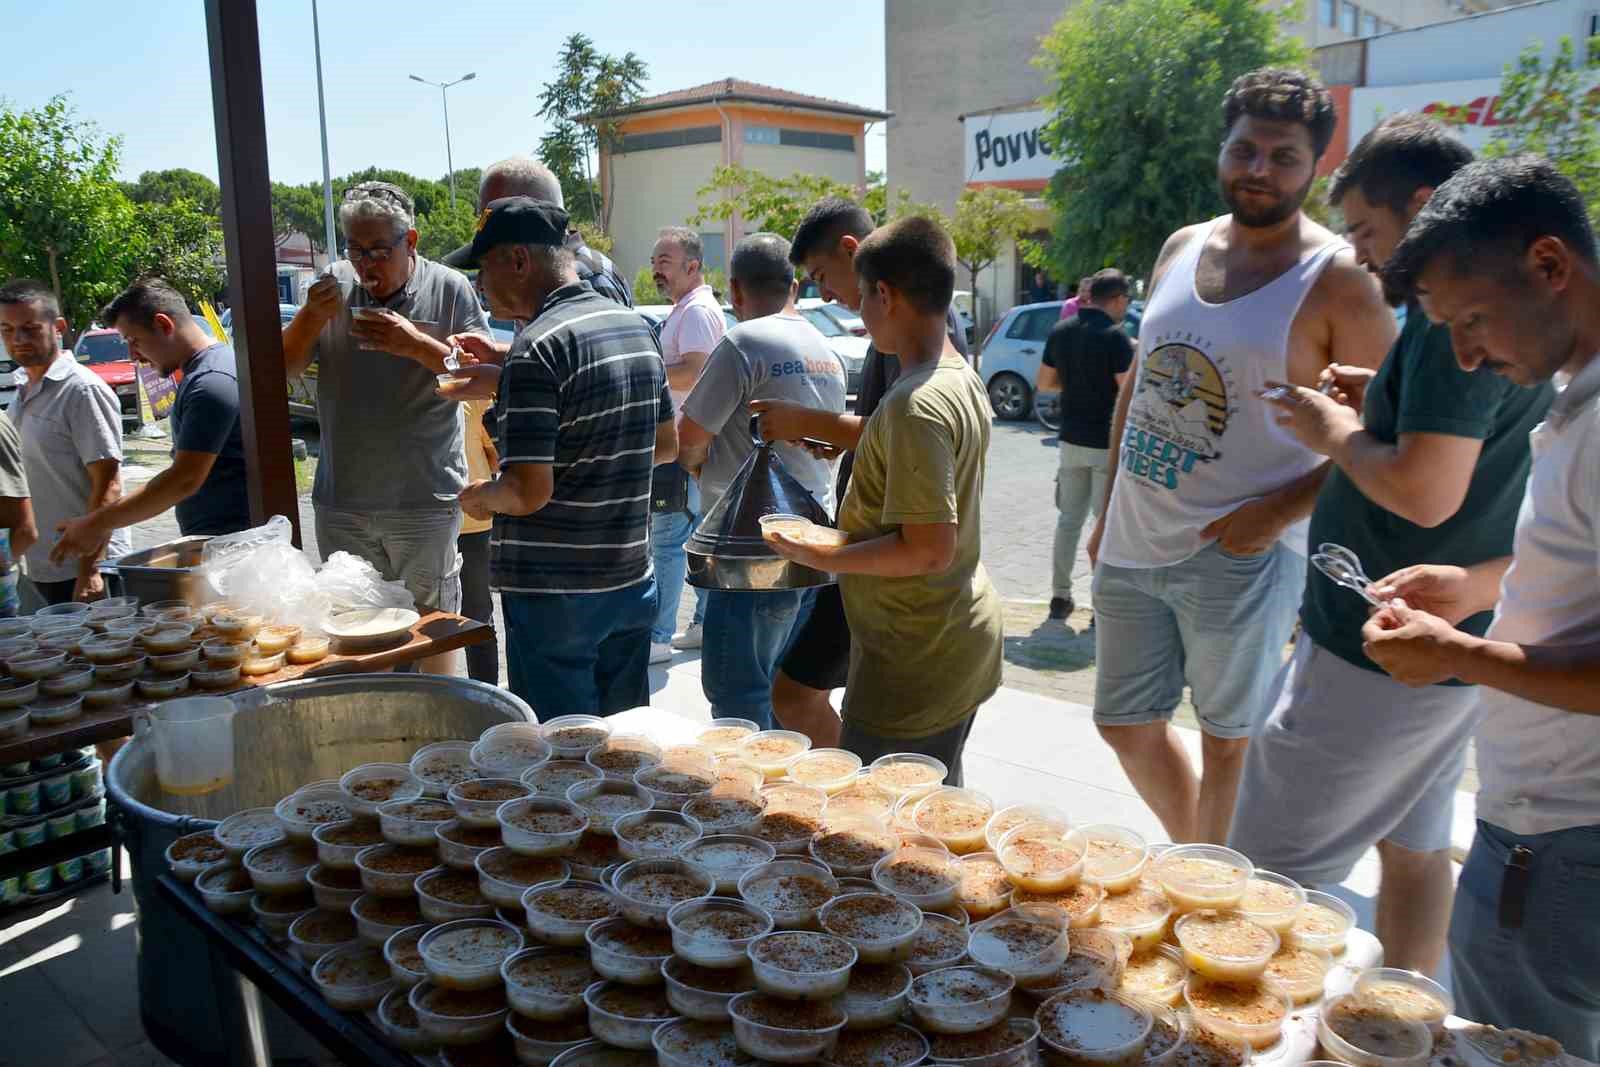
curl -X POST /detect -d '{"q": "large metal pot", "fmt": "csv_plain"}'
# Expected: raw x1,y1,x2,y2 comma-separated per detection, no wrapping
106,674,532,1066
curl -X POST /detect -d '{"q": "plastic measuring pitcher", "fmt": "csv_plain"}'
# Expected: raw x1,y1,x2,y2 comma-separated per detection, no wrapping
134,696,239,796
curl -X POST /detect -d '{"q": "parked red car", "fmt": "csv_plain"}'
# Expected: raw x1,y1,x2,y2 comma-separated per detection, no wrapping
72,329,144,426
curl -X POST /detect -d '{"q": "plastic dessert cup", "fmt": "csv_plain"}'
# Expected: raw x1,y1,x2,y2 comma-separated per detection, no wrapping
91,654,147,683
1262,943,1332,1007
683,790,766,838
0,677,37,709
565,778,653,835
409,980,510,1047
250,892,316,942
905,911,972,976
696,717,761,755
82,680,134,709
585,733,662,780
141,624,196,654
1037,987,1155,1066
682,834,776,894
191,663,241,690
737,858,839,928
923,1017,1042,1067
634,759,719,812
736,729,812,780
470,723,552,778
957,851,1015,918
1079,824,1151,894
728,990,847,1063
873,843,962,908
522,879,619,946
377,798,455,847
417,917,524,990
585,916,675,984
652,1018,761,1067
383,923,431,989
286,636,331,665
36,627,91,654
1017,928,1129,999
195,863,255,914
867,752,947,799
239,649,285,677
355,843,442,896
524,759,603,800
10,650,67,680
817,891,924,964
416,869,496,922
139,599,190,621
134,672,190,700
714,757,769,797
501,945,597,1019
505,1011,591,1064
1318,993,1433,1067
313,818,385,869
253,624,301,655
312,942,394,1011
242,840,317,894
215,806,285,860
208,610,263,643
78,633,135,663
372,986,435,1053
613,808,703,861
288,908,359,963
826,1025,934,1067
610,857,715,928
785,748,863,794
908,964,1015,1035
1098,884,1175,953
1352,968,1454,1031
497,796,590,857
1138,1009,1188,1067
997,821,1087,894
447,777,533,828
434,820,501,871
667,895,775,968
404,740,474,797
809,821,900,878
1237,870,1306,935
912,787,996,855
1152,845,1253,914
1173,910,1279,983
540,714,613,760
968,904,1072,983
340,762,424,819
475,847,569,908
1183,978,1292,1050
1287,890,1357,954
1117,944,1188,1008
351,893,426,946
582,981,678,1050
747,930,857,999
166,831,228,882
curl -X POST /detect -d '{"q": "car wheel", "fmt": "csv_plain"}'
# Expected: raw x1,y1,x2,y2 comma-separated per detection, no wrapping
987,373,1031,420
1034,391,1062,432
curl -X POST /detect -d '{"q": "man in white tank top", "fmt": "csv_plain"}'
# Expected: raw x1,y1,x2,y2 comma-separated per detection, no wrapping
1085,69,1395,845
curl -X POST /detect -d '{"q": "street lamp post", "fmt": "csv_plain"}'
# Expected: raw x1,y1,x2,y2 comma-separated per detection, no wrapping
409,72,476,211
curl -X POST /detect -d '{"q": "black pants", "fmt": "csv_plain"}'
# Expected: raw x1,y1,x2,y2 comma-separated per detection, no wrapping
458,530,498,685
29,578,78,607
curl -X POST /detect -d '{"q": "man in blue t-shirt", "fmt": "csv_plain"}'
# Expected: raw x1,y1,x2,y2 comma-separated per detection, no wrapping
1233,116,1553,974
52,277,250,563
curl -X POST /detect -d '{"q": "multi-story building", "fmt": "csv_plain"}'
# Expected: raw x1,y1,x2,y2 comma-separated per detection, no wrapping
597,78,888,279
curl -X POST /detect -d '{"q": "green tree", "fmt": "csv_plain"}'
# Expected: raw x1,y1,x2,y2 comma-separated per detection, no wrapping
0,96,137,336
124,167,220,216
1034,0,1305,279
415,197,479,262
537,32,647,233
632,264,661,303
270,181,328,252
127,200,226,306
690,165,859,238
941,187,1040,335
1477,36,1600,218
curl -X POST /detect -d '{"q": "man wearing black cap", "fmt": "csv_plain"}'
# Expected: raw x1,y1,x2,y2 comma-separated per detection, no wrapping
444,198,677,717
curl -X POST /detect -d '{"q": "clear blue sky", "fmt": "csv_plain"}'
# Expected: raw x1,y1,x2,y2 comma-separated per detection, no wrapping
1,1,887,187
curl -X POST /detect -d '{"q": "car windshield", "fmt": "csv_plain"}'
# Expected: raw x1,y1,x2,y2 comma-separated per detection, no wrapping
800,308,844,337
76,334,129,364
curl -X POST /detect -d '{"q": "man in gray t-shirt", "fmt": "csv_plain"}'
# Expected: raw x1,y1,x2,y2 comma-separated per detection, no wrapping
678,234,846,730
281,182,490,620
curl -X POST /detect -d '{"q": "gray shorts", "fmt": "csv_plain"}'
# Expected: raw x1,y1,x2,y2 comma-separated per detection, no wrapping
1092,543,1305,739
1228,636,1479,885
314,505,462,614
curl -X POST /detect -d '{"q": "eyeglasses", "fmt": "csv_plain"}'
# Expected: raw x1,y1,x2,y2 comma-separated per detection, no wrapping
342,182,413,211
343,235,407,264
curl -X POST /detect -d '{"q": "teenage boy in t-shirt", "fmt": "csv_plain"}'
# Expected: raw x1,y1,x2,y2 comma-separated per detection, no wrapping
1231,116,1552,975
761,216,1002,784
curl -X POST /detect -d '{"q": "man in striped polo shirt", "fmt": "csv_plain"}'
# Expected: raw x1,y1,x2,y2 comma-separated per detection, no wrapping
446,197,678,717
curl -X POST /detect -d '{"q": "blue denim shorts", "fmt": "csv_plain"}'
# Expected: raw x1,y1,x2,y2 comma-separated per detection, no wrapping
1091,542,1306,739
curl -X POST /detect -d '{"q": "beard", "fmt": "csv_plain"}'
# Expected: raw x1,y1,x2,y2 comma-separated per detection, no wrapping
1221,174,1314,229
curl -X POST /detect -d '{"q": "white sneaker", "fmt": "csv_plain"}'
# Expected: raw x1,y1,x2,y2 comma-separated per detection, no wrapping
671,624,704,650
649,642,673,665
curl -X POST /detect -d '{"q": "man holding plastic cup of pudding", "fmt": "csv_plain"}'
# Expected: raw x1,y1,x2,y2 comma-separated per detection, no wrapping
1360,156,1600,1053
281,181,490,668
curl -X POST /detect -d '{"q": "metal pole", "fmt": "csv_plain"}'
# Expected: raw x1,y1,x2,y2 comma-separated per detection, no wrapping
442,84,456,211
310,0,337,261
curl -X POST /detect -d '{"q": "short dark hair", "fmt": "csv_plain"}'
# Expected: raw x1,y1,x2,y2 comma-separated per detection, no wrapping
1329,113,1474,215
853,215,956,316
1385,155,1598,301
789,197,874,266
730,233,795,301
656,226,703,265
1088,269,1130,304
102,276,193,330
1222,68,1338,159
0,279,60,321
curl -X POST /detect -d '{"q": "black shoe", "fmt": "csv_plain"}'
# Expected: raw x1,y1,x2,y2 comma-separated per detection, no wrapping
1049,596,1073,620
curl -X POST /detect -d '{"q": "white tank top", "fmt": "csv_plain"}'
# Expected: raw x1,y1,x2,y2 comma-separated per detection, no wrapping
1101,217,1344,569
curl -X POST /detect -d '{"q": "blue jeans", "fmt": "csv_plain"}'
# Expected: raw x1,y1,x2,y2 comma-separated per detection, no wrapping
701,588,815,730
1450,819,1600,1057
503,578,656,720
651,480,702,643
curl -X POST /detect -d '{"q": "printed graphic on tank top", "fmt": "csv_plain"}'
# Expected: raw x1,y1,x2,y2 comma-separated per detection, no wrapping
1101,216,1346,570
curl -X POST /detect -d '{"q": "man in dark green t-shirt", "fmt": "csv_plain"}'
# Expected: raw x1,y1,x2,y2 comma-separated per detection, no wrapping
1230,115,1554,975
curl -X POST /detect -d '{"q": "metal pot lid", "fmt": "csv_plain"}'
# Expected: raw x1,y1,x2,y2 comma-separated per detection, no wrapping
687,437,834,562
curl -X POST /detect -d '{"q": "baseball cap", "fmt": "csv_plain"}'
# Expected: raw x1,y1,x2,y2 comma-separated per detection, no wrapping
443,197,569,269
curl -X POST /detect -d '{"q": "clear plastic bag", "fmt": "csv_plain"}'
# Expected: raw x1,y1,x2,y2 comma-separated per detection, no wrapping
316,551,414,614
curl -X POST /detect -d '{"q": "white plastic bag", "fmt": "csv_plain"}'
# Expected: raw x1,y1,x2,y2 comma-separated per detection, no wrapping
316,551,415,614
201,515,294,596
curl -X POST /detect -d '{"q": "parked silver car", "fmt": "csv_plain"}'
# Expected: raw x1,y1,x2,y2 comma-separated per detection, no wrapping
979,300,1061,423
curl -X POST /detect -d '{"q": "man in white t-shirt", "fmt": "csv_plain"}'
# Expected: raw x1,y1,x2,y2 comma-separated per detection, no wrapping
1363,156,1600,1055
649,226,726,663
678,233,845,730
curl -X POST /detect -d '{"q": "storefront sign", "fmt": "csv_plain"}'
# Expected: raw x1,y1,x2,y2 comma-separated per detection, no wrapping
963,108,1063,185
1349,74,1600,153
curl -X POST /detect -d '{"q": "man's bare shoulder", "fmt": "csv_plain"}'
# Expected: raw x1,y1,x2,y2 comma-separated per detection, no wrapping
1150,223,1209,290
1308,244,1385,312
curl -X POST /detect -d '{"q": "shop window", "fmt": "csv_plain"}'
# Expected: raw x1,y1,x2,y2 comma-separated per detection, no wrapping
743,126,780,145
1361,12,1379,35
1340,1,1359,34
1320,0,1338,27
619,126,721,153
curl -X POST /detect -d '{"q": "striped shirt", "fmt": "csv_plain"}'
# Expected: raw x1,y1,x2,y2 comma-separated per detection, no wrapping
490,282,671,594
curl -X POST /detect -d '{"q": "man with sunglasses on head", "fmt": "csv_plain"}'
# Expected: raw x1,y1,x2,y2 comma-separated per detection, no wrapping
282,182,491,643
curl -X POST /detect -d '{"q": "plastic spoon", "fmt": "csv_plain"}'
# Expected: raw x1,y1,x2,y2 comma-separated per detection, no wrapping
1310,542,1384,607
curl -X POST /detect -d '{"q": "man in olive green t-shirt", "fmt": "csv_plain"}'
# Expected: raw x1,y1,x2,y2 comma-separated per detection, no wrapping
761,217,1002,784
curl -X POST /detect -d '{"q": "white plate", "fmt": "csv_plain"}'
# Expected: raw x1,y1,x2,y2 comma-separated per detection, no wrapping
323,608,420,652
